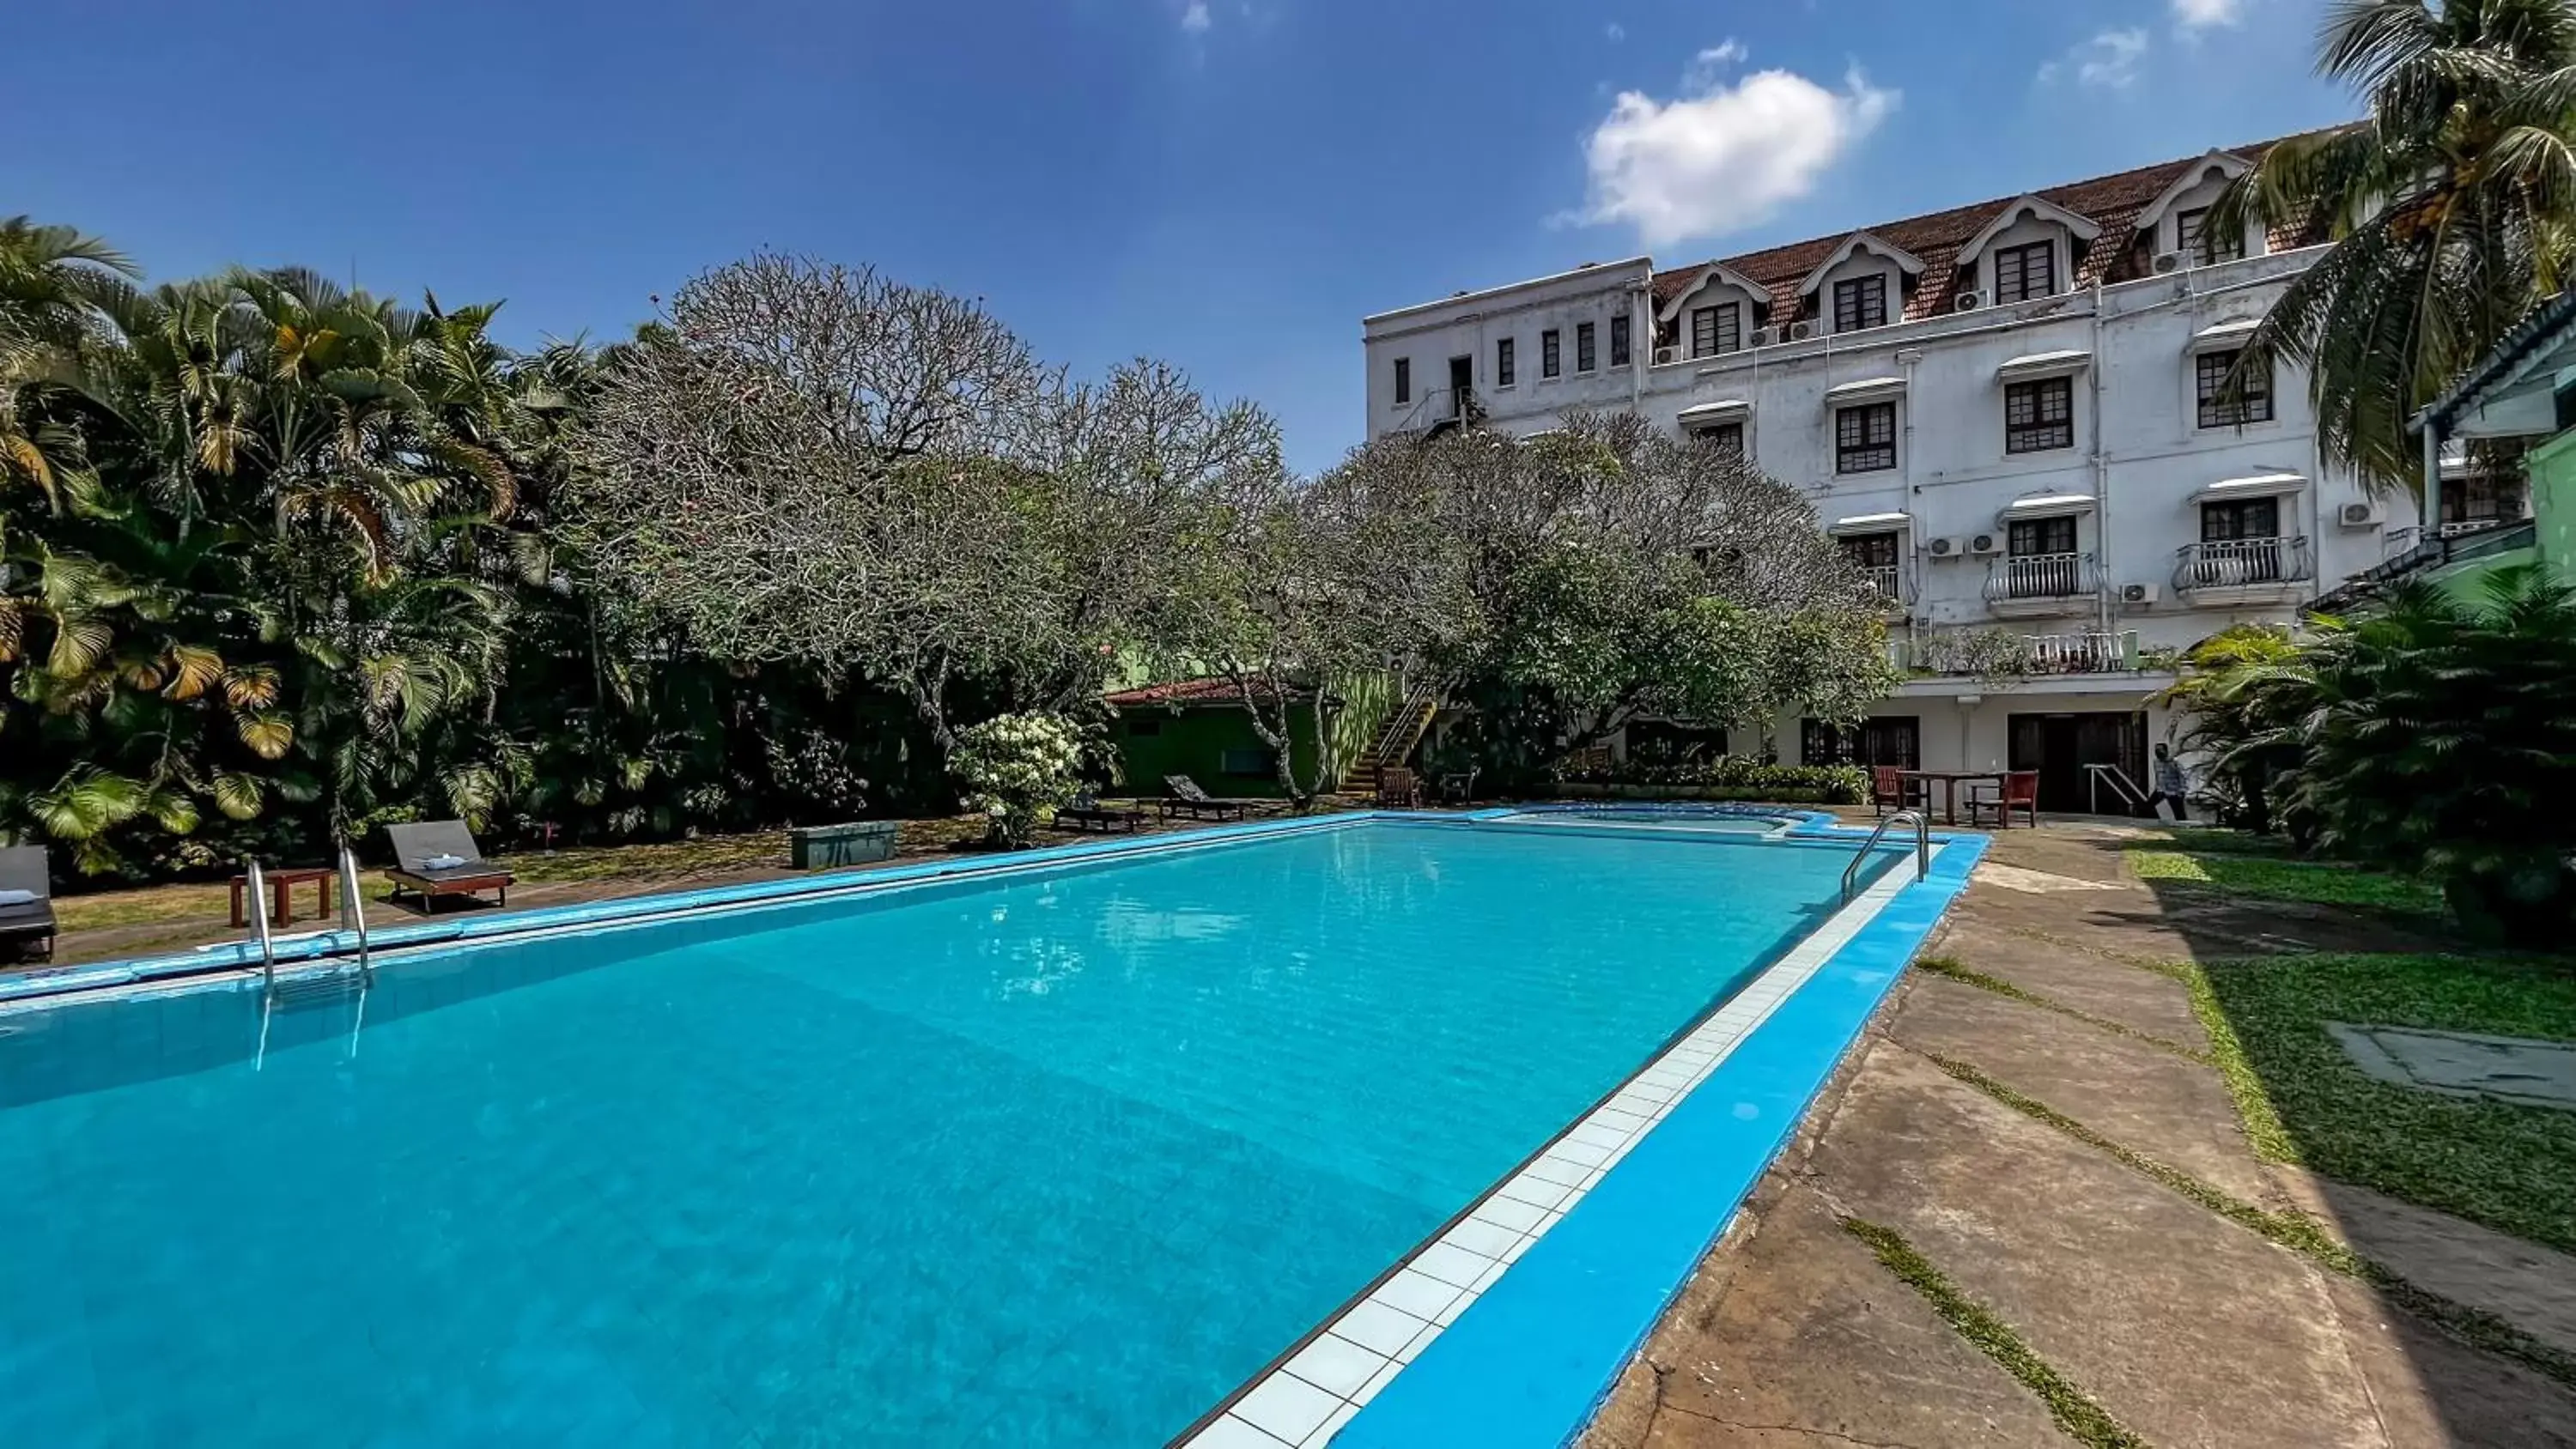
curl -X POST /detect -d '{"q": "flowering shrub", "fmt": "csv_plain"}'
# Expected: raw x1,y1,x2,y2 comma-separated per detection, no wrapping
949,712,1086,848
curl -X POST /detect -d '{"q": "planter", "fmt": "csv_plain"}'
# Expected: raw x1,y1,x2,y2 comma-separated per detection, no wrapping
789,820,900,870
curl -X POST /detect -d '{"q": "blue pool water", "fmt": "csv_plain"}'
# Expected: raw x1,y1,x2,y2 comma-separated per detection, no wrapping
0,819,1881,1447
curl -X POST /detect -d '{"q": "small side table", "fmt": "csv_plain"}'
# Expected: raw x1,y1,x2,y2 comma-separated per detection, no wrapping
230,866,335,929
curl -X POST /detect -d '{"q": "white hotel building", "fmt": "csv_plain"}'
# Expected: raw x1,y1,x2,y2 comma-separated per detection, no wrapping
1360,135,2521,812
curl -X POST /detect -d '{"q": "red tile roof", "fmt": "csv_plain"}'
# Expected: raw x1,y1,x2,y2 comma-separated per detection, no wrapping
1104,676,1312,708
1648,128,2348,328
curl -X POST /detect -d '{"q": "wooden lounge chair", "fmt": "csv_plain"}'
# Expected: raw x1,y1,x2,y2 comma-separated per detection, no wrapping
1158,775,1250,822
383,821,514,913
1054,791,1146,834
1966,770,2040,830
0,846,57,964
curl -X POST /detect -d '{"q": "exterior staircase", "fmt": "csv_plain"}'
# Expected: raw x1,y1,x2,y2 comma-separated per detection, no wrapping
1340,685,1440,798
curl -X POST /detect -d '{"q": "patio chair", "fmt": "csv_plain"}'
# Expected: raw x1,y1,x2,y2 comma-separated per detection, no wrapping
383,821,515,913
0,846,57,964
1869,765,1923,817
1376,766,1420,809
1965,770,2040,830
1158,775,1250,822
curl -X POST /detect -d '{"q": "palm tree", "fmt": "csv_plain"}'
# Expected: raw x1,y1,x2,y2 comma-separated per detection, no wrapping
2215,0,2576,494
0,217,137,506
2154,623,2326,839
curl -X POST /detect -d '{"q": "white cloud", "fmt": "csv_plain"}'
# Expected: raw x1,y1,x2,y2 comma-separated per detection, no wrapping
1697,39,1747,65
1605,21,1625,42
1579,65,1899,247
1683,39,1749,88
2172,0,2241,31
1180,0,1210,33
2038,28,2149,89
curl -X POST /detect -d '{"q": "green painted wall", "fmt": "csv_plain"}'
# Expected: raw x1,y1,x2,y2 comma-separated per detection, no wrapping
2529,427,2576,579
1111,705,1322,798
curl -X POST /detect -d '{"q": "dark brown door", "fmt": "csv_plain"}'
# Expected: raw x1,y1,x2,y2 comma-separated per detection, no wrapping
2008,712,2146,814
1449,355,1473,416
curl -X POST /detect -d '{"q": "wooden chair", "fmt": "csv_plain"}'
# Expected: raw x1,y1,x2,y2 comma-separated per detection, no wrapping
1376,766,1420,809
1966,770,2040,829
1869,765,1923,817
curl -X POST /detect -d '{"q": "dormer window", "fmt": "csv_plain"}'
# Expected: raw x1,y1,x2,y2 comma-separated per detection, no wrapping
2177,207,2245,265
1692,302,1743,357
1832,275,1888,332
1992,240,2057,303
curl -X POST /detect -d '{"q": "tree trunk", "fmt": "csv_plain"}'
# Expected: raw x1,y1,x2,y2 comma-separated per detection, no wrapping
1230,670,1310,809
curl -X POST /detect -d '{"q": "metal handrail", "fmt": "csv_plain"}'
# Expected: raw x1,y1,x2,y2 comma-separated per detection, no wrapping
2085,762,2148,816
245,858,279,998
337,846,374,986
1844,809,1929,902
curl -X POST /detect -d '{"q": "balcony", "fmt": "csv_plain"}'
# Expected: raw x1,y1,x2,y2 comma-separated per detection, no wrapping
1860,562,1913,619
2172,535,2312,604
1982,551,2099,618
1901,628,2145,682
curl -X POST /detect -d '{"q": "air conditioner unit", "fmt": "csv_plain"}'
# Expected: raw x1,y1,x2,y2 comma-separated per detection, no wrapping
1653,346,1678,366
1749,326,1777,347
1968,532,2004,556
2120,582,2160,606
2152,251,2188,275
1953,290,1985,312
1788,321,1817,342
2338,500,2385,528
1924,535,1962,560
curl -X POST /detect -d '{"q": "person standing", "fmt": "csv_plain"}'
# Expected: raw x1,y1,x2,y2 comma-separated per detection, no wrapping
2147,743,2190,821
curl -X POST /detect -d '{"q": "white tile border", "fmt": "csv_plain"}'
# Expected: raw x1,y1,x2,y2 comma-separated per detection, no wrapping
1176,839,1936,1449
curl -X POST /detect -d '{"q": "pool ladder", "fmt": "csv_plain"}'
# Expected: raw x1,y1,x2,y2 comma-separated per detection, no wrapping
246,848,374,1009
1844,810,1930,903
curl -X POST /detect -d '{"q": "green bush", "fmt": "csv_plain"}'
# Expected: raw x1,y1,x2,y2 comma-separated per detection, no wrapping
2294,567,2576,946
1555,755,1869,805
949,712,1085,849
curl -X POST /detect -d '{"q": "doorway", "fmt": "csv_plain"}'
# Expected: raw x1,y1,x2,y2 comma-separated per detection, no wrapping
2008,711,2145,815
1801,715,1920,769
1448,355,1473,416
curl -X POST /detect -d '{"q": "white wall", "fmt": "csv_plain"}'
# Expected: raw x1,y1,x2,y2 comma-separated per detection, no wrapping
1362,259,1653,434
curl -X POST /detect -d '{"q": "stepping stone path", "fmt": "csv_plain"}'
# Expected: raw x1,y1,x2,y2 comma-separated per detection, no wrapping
2330,1022,2576,1111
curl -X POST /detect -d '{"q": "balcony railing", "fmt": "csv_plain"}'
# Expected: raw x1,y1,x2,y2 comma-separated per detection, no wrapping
2172,535,2313,591
1905,628,2140,677
1982,551,2098,603
1859,562,1914,608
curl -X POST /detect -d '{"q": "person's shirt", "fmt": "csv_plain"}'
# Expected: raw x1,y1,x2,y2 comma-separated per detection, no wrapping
2154,755,2186,795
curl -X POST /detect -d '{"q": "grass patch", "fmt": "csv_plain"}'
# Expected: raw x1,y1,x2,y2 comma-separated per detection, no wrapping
1922,1047,2576,1391
2198,952,2576,1256
1913,956,2211,1063
2125,849,2445,919
1841,1217,2151,1448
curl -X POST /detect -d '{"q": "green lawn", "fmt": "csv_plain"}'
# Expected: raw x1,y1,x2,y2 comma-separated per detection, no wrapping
2198,952,2576,1255
2126,846,2447,919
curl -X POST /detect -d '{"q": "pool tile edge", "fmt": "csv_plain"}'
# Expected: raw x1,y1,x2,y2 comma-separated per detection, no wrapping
1182,824,1984,1449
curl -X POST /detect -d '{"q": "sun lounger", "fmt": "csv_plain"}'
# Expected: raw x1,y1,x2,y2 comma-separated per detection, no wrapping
383,822,514,913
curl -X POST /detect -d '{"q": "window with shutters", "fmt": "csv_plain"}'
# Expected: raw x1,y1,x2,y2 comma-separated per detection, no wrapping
1834,403,1896,472
1832,274,1888,332
1990,240,2055,303
2004,377,2074,452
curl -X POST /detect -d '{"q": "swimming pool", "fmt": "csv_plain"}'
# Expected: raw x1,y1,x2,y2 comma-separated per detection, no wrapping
0,813,1962,1448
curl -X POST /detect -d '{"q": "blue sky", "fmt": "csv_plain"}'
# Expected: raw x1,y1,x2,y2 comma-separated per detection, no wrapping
14,0,2351,473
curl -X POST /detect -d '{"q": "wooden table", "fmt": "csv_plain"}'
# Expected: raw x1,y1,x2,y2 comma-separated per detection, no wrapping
229,866,333,929
1899,770,2009,827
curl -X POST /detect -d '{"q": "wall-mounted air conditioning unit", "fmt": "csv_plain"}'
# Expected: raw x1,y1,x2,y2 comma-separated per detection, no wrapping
1788,321,1817,342
2120,582,2160,606
1924,535,1964,560
2152,252,2188,275
1967,532,2004,556
2338,500,2385,528
1953,290,1984,312
1749,326,1777,347
1653,346,1678,366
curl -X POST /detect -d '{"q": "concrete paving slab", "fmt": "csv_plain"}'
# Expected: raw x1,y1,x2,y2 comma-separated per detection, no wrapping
1815,1047,2385,1448
2312,1272,2576,1448
2275,1170,2576,1359
2328,1024,2576,1111
1886,974,2275,1204
1927,916,2210,1047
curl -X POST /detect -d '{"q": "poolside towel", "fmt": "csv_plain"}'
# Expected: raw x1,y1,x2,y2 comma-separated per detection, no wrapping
0,890,33,908
423,853,469,870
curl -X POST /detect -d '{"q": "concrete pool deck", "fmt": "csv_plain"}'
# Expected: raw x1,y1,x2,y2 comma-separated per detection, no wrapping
1577,822,2576,1449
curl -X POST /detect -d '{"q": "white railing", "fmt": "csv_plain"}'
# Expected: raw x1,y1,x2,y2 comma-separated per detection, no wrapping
1983,551,2098,603
1905,628,2136,676
2172,535,2312,591
1861,563,1909,605
2025,631,2134,673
